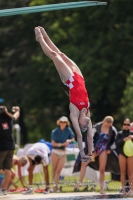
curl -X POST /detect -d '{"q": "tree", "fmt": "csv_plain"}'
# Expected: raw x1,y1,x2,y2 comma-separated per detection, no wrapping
120,71,133,122
0,0,133,143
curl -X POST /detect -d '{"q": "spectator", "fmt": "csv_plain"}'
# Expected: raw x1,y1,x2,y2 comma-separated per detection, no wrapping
10,155,27,189
73,116,118,194
51,116,75,192
0,106,20,196
0,155,27,189
115,118,133,195
22,142,51,195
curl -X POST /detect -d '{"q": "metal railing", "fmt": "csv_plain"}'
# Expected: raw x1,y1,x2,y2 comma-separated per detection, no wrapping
13,124,21,147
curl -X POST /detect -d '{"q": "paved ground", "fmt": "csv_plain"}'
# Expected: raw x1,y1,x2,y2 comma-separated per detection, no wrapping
0,192,125,200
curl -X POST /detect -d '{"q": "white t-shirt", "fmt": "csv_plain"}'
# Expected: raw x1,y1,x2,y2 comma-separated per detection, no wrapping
27,143,50,166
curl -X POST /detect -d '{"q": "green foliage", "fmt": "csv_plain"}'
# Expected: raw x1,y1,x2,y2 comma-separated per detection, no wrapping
0,0,133,143
13,164,121,192
120,71,133,121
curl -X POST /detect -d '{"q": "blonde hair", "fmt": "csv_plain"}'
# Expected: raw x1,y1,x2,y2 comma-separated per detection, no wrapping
124,118,130,123
19,156,27,165
103,116,114,123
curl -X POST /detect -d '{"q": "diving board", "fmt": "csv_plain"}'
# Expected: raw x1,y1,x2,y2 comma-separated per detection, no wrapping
0,1,107,17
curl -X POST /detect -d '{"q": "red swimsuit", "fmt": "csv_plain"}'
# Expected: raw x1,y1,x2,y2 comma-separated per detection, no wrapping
65,72,90,111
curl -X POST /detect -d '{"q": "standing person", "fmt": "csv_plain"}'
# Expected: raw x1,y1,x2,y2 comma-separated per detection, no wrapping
115,119,133,195
22,142,51,195
73,116,118,194
51,116,75,192
0,106,20,196
34,26,93,162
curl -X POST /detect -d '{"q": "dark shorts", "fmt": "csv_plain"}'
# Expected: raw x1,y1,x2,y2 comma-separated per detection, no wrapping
119,153,128,158
0,150,14,170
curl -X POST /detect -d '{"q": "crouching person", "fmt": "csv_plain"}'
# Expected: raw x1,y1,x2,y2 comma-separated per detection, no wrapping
22,142,51,195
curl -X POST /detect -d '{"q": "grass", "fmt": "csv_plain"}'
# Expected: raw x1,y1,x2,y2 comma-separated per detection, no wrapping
12,164,121,193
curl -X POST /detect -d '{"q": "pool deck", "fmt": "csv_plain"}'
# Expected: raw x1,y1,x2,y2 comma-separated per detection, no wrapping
0,192,122,200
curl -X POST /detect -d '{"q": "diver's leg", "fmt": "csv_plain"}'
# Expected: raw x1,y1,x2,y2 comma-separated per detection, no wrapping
39,26,83,76
35,27,73,83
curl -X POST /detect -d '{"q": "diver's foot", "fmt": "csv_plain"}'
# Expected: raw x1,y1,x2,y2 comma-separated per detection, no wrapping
34,27,43,42
39,26,47,39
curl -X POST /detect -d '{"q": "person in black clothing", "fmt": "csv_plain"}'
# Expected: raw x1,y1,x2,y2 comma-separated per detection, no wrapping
0,106,20,196
115,118,133,195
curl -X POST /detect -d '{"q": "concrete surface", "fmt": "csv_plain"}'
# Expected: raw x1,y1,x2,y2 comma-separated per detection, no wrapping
0,192,122,200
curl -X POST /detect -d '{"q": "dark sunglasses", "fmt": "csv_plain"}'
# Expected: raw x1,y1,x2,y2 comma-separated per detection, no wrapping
60,121,67,123
123,124,130,126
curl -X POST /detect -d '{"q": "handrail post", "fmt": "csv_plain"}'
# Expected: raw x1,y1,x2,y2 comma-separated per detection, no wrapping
13,124,21,147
